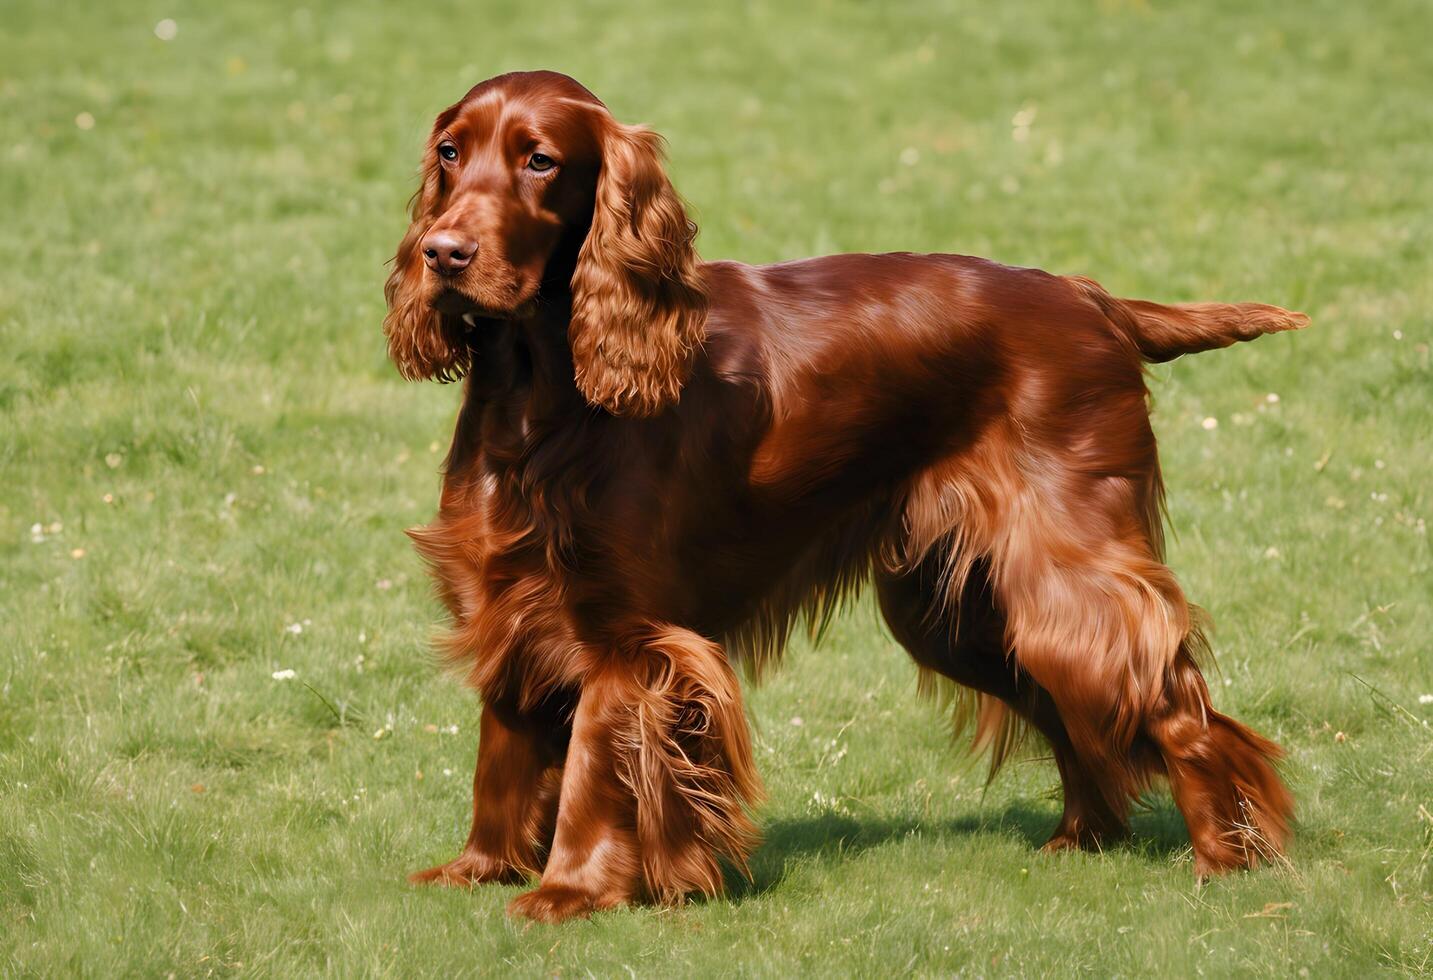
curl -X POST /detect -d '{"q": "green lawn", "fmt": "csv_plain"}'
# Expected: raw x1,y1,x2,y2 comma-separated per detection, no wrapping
3,0,1431,975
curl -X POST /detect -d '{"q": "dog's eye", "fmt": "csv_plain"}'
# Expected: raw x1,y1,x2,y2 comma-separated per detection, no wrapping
438,143,458,162
527,153,556,172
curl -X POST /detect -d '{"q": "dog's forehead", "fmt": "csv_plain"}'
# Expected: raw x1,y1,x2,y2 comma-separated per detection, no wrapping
466,70,603,106
445,71,602,127
440,82,605,152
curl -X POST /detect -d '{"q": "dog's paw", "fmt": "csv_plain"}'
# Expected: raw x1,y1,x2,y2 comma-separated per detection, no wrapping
1041,819,1127,855
409,850,528,887
507,884,619,923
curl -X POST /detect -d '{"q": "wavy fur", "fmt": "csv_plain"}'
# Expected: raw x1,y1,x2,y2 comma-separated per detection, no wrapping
569,123,708,416
392,72,1300,922
383,130,471,382
616,628,763,901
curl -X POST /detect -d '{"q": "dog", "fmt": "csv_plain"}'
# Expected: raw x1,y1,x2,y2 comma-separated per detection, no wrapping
383,70,1302,922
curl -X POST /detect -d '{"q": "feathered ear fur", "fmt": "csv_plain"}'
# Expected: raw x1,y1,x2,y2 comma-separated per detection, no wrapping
383,141,469,382
569,122,708,416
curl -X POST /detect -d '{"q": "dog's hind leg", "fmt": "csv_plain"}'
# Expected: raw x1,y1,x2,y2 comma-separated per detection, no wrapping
983,470,1292,875
876,555,1130,851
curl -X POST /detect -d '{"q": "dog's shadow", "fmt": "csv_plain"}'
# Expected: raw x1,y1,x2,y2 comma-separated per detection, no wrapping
729,799,1192,898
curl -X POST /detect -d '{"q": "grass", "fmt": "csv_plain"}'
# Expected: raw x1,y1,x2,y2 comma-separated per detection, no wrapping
2,0,1431,974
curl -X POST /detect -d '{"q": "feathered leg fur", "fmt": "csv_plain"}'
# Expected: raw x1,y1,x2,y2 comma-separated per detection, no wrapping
508,627,762,920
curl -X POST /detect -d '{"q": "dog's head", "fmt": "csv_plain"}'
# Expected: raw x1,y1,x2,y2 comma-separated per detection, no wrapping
384,70,707,416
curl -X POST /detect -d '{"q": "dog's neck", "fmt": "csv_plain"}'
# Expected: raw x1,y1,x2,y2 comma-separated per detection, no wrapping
444,226,602,486
490,227,590,407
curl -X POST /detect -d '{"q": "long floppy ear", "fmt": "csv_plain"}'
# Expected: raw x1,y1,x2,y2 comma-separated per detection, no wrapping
383,142,469,382
569,121,708,416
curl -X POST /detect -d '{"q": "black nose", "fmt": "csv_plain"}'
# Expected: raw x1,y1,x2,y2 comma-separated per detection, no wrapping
420,230,476,275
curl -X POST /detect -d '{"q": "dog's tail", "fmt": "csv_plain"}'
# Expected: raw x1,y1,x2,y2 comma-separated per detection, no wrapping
1068,275,1309,363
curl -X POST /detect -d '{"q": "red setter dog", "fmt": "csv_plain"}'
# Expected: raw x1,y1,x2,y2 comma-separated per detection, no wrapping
384,70,1303,922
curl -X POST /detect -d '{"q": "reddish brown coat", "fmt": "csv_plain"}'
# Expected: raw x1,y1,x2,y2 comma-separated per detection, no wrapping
386,71,1302,922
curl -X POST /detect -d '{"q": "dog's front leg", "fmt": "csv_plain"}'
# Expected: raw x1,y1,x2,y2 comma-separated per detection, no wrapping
507,628,763,923
411,702,562,886
505,665,642,922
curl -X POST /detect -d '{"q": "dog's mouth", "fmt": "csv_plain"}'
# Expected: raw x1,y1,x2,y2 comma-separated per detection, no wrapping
431,284,538,324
